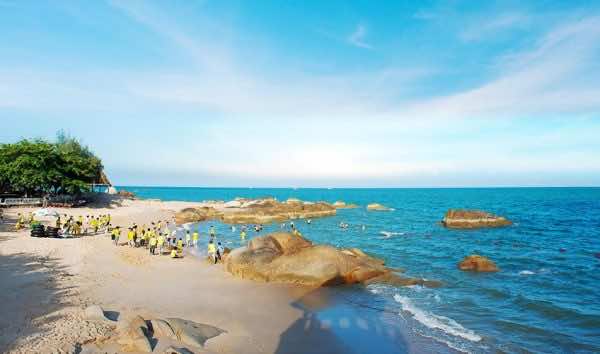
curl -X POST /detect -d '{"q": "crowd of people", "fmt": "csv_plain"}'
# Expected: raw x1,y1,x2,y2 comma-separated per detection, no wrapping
108,219,228,263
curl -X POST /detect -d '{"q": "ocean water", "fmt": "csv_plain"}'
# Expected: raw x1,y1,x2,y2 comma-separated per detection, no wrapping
121,186,600,353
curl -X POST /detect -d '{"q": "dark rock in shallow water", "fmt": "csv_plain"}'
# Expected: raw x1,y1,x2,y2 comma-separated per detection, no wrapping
458,255,499,272
442,209,512,229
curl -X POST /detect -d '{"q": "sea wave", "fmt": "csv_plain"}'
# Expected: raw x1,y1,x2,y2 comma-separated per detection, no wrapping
380,231,405,238
393,294,482,342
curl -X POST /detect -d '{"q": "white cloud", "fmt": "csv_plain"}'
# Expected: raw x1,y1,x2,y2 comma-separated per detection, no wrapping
347,23,372,49
459,13,530,42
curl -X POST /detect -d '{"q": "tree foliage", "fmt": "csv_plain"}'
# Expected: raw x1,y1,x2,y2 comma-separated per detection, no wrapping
0,132,104,196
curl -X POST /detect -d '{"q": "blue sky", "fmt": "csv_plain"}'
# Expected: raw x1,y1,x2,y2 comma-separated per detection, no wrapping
1,0,600,187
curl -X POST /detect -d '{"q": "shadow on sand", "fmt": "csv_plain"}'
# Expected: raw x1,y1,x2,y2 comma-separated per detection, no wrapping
0,237,76,352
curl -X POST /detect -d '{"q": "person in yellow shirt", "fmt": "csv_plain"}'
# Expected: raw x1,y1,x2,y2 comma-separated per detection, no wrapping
127,228,135,247
157,233,165,255
192,231,199,247
240,230,246,240
111,226,121,246
149,235,158,255
207,240,217,264
177,238,184,251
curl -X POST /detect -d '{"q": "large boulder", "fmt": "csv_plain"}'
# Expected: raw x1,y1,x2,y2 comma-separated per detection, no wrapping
367,203,393,211
458,255,499,272
225,232,420,286
442,209,511,229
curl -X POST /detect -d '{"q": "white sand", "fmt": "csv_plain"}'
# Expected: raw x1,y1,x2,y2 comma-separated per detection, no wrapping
0,199,346,353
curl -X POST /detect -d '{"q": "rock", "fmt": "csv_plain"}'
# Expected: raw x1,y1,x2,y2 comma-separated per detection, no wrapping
117,190,136,199
224,232,411,286
113,314,152,352
164,346,194,354
458,255,499,272
117,314,148,334
332,201,359,209
220,200,336,225
366,203,393,211
286,198,302,204
116,325,152,352
150,319,176,338
84,305,108,322
442,209,512,229
164,318,225,348
175,207,223,224
175,199,337,225
223,200,242,208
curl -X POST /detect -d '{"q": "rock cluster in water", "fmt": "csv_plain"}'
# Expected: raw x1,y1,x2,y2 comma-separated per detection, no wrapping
458,255,499,272
224,232,440,287
175,198,337,224
442,209,512,229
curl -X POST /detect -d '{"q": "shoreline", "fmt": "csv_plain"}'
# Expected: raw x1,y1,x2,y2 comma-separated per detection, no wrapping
0,198,360,353
0,197,457,354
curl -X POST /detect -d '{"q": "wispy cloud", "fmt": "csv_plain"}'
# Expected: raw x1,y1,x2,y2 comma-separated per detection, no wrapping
460,13,531,42
347,23,372,49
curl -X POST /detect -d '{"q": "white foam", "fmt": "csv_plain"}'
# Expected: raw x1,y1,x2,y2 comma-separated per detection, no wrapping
393,294,481,342
519,270,535,275
380,231,405,238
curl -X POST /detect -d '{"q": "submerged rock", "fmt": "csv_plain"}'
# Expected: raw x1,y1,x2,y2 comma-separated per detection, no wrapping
442,209,512,229
225,232,433,287
458,255,499,272
366,203,393,211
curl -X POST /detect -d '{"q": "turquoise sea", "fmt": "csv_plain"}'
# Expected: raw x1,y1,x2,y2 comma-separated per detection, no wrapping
120,186,600,353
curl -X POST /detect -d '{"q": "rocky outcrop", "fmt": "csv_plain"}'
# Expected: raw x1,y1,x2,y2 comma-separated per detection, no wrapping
366,203,393,211
222,200,336,224
332,201,359,209
83,312,225,353
458,255,499,272
176,198,337,225
442,209,512,229
175,207,224,224
84,305,109,322
224,232,436,287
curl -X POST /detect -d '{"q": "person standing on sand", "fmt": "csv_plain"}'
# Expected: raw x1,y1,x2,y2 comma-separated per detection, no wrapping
112,226,120,246
127,228,135,247
149,234,157,255
157,233,165,255
208,240,217,264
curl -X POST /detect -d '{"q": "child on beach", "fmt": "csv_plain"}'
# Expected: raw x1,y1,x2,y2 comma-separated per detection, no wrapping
185,230,191,247
216,242,224,262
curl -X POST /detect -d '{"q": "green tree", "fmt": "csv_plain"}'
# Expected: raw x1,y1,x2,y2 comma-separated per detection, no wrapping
0,133,104,196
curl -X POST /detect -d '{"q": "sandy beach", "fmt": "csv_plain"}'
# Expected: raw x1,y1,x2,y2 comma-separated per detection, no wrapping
0,198,349,354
